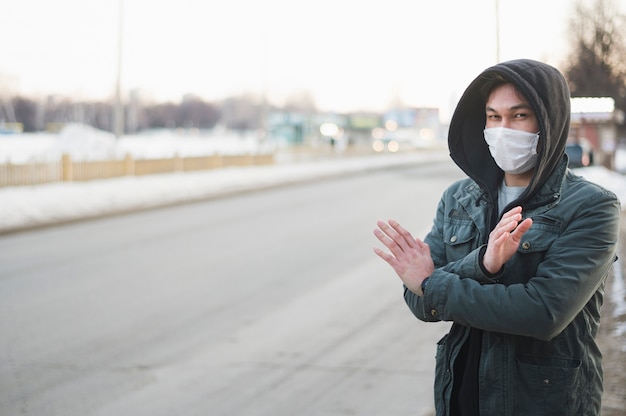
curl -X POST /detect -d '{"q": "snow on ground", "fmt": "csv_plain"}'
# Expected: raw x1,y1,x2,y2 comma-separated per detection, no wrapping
0,124,272,164
1,124,452,232
1,127,626,236
0,151,450,233
3,126,626,229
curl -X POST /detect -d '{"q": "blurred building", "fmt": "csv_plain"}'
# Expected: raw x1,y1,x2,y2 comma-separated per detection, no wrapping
267,106,446,153
267,112,311,146
371,107,443,152
569,97,623,169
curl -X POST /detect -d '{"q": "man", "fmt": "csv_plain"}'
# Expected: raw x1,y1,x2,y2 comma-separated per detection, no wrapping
373,59,620,415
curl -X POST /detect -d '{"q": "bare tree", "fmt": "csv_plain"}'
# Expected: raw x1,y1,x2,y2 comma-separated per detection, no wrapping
220,94,264,132
11,97,37,132
564,0,626,111
177,96,221,129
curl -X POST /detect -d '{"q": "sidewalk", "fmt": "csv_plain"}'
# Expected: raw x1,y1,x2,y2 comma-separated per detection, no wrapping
599,212,626,416
0,150,451,234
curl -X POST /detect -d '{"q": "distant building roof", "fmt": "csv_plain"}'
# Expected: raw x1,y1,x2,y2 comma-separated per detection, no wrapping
571,97,615,123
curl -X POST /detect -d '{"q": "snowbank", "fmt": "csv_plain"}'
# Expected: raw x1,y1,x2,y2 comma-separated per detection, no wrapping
0,124,272,164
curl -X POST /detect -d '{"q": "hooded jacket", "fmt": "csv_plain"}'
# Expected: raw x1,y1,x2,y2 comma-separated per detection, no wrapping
404,59,620,415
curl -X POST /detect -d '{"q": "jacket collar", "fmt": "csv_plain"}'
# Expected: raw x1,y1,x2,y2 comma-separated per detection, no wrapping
453,155,568,222
523,155,568,212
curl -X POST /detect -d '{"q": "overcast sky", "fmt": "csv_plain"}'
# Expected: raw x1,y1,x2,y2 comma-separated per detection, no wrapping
2,0,620,119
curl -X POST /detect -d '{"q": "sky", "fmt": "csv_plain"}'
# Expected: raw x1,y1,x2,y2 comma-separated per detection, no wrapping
1,0,623,119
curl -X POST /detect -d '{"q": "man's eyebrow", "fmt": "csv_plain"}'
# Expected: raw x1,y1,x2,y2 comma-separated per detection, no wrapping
485,103,533,112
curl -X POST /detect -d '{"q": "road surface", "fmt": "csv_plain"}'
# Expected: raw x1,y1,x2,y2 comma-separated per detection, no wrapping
0,159,462,416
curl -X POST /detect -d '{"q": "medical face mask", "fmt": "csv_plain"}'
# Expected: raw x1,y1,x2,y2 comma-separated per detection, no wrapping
483,127,540,174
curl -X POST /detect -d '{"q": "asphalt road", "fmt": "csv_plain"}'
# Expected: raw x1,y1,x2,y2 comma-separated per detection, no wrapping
0,159,462,416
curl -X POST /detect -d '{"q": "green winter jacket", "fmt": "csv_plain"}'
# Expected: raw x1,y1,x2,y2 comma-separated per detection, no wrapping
404,59,620,415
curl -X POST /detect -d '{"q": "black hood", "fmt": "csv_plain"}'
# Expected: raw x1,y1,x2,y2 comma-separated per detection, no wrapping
448,59,571,201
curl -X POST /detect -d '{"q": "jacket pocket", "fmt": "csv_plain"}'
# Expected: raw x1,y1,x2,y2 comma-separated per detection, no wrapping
513,355,582,415
506,216,560,284
516,215,560,254
443,215,478,262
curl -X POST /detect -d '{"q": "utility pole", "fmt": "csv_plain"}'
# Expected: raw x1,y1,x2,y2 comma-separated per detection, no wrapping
259,29,269,142
113,0,124,139
495,0,501,63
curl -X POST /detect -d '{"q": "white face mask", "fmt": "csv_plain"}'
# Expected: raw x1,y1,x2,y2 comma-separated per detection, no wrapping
484,127,540,174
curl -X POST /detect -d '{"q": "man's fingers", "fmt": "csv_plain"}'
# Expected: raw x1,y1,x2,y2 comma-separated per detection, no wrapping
491,219,518,241
388,219,418,249
503,206,523,217
499,207,523,226
512,218,533,238
376,219,412,252
373,227,395,249
374,227,407,260
373,246,395,264
417,239,431,255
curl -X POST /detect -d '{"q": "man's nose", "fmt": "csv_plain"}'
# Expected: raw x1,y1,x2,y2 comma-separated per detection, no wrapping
500,117,512,128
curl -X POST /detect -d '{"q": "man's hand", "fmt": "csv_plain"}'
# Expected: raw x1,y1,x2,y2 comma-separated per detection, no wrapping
373,219,434,296
483,206,533,274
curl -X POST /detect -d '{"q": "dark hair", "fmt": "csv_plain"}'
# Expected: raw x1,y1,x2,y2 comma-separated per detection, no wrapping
479,73,510,103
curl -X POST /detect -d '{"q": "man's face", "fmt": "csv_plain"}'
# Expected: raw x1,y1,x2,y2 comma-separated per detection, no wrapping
485,83,539,133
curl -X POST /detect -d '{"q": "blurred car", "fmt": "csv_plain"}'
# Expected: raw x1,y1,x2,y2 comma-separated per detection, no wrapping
372,138,400,152
565,143,592,168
